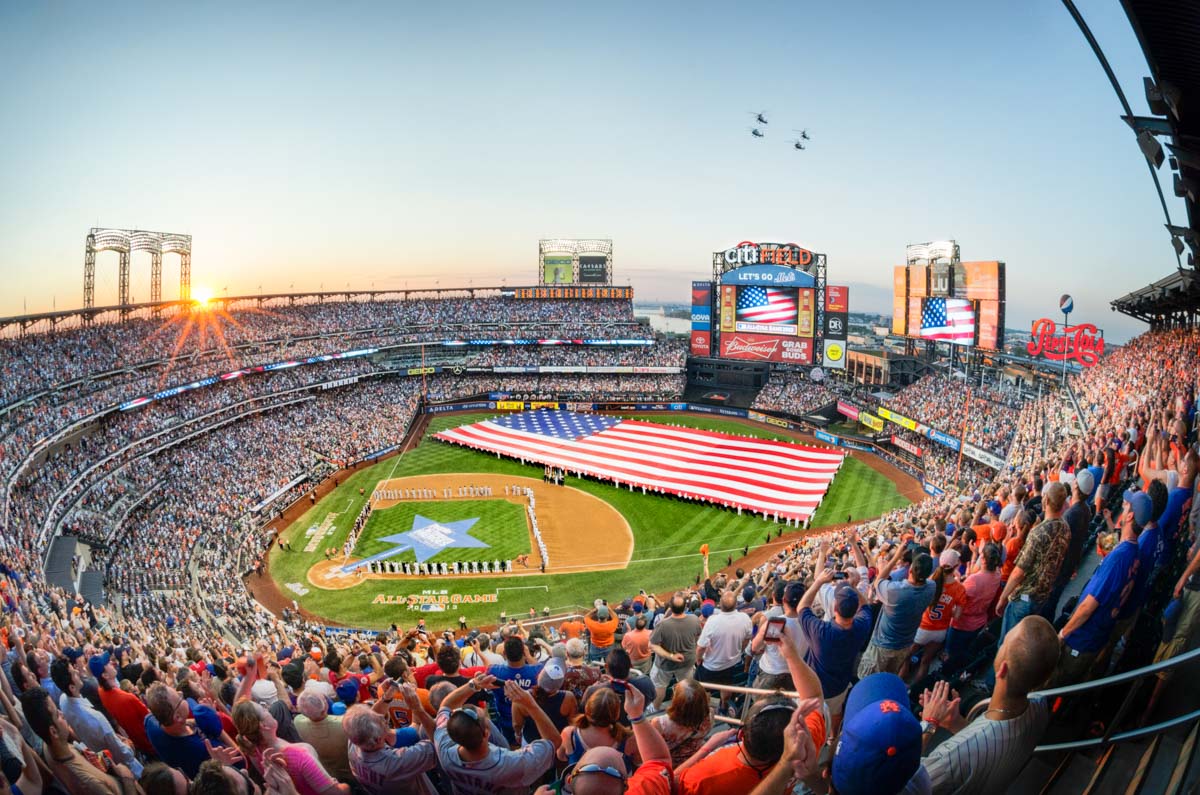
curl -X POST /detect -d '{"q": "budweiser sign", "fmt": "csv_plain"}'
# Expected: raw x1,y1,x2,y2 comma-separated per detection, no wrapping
720,332,812,364
1026,318,1105,367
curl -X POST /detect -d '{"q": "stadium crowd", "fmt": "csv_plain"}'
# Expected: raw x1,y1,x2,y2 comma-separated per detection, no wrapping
750,375,834,417
0,290,1198,794
883,375,1022,457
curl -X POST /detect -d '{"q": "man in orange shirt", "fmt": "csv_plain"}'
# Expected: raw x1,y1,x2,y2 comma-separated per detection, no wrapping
584,604,619,662
92,653,156,757
675,623,824,795
559,615,586,641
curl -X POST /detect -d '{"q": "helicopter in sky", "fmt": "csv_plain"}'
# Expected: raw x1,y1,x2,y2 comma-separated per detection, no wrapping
750,111,769,125
790,139,806,150
750,128,765,138
794,128,810,140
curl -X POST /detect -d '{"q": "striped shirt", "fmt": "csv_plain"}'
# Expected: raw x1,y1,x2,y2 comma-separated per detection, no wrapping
923,698,1050,794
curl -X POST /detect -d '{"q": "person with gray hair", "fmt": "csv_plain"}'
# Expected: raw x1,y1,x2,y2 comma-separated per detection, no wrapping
344,699,438,795
294,690,352,782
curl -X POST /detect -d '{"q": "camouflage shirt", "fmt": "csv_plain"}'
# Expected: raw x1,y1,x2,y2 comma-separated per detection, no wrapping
1013,517,1070,604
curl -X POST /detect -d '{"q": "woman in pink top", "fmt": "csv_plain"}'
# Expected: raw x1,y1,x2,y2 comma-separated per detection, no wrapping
943,542,1004,679
232,701,349,795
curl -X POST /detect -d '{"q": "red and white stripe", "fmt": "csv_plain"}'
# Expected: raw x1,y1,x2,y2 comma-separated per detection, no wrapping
434,418,844,521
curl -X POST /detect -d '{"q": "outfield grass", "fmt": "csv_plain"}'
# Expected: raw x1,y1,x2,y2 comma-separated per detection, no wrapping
268,412,911,630
354,500,530,564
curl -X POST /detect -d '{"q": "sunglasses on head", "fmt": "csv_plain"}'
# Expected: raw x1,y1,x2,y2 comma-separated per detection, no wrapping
563,763,626,793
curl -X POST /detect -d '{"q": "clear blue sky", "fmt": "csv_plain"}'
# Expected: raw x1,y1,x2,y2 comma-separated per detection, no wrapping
0,0,1184,342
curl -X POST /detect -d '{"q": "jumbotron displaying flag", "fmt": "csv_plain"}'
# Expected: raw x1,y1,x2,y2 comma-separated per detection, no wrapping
435,410,845,521
921,297,976,344
737,286,798,325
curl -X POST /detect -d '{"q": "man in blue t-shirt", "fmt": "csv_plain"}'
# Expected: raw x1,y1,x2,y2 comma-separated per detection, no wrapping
1055,489,1149,685
797,569,872,730
1157,451,1196,558
143,682,237,778
859,544,935,679
486,637,542,747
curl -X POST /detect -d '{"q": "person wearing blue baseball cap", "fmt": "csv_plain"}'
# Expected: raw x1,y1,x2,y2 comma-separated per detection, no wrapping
1053,488,1147,685
830,672,926,795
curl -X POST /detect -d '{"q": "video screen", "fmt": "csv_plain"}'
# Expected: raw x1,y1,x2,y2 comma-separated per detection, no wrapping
917,297,976,346
720,285,813,337
542,256,573,284
579,256,608,283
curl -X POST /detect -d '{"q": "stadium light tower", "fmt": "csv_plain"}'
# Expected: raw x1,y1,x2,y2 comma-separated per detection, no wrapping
83,228,192,308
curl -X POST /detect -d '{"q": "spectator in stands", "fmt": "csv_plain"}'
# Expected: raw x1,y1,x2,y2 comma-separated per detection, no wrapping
1054,490,1148,685
584,604,620,663
487,638,543,746
830,672,927,795
50,657,143,778
558,688,631,767
904,550,967,684
648,595,701,708
997,482,1069,637
143,682,240,778
434,675,561,793
675,623,824,795
294,690,352,783
858,544,936,678
513,659,576,743
621,615,653,675
796,568,872,733
1046,472,1096,621
695,591,752,709
91,654,154,757
648,678,712,767
563,639,602,705
20,685,141,795
343,702,437,795
944,543,1004,679
232,699,347,795
749,581,802,691
920,616,1060,793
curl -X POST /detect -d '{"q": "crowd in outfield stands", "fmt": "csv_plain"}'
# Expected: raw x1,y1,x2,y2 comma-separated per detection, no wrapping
0,294,1199,794
883,375,1021,457
751,375,834,417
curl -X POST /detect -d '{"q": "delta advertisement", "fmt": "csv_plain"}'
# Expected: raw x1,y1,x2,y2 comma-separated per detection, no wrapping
719,333,813,364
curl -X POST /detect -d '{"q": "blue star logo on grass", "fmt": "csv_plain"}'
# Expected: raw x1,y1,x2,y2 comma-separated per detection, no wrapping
340,515,488,573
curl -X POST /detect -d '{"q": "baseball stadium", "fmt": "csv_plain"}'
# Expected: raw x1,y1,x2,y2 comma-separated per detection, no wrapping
5,2,1200,794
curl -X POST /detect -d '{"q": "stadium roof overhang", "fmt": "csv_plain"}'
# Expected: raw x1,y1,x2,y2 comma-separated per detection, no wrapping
1111,268,1200,323
1113,0,1200,324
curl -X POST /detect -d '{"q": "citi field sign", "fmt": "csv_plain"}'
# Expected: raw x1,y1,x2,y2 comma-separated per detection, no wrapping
722,241,815,269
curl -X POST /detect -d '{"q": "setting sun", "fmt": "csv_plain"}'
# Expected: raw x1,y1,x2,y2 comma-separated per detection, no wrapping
192,286,214,307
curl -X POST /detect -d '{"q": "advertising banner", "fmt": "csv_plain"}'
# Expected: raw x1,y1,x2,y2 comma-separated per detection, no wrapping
529,401,560,410
686,404,749,418
748,411,793,429
962,261,1002,301
977,300,1001,350
1026,319,1105,368
815,430,839,445
928,428,961,451
822,339,846,369
823,311,848,338
892,435,924,457
720,333,813,364
425,401,496,414
860,413,885,432
720,286,737,332
692,281,713,306
910,265,929,298
825,285,849,313
907,297,924,337
923,481,946,497
837,400,860,420
962,442,1006,470
579,256,608,283
495,401,525,410
842,440,873,452
691,308,712,327
690,330,711,356
798,287,815,337
892,266,908,336
718,262,815,287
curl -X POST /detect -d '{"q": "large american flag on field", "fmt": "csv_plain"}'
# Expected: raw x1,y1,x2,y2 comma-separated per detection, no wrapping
737,286,798,325
434,410,845,521
921,297,975,344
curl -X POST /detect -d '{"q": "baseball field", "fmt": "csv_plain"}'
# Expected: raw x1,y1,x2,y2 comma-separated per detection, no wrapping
259,411,916,631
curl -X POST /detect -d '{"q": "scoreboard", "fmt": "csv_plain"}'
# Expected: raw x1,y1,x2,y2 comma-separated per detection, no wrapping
510,286,633,300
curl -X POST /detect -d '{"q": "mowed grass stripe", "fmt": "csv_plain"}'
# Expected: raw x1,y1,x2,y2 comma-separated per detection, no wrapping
267,411,911,630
